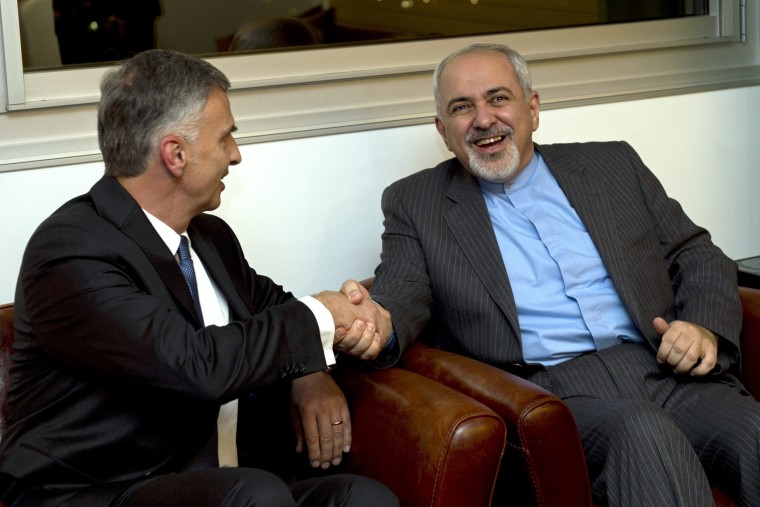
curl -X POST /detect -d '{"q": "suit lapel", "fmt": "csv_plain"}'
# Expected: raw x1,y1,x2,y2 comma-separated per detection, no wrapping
90,176,203,325
187,225,249,321
442,162,521,337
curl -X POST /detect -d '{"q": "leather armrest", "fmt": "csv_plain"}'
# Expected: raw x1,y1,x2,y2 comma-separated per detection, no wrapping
739,286,760,398
338,366,506,507
401,342,593,507
0,303,14,439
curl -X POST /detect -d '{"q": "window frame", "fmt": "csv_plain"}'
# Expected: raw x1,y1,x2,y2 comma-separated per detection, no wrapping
1,0,758,172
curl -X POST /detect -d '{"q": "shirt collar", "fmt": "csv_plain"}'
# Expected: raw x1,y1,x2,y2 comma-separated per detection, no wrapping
142,209,184,255
478,149,540,195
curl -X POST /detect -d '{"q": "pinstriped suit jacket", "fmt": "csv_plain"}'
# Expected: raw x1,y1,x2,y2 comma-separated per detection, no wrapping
372,141,742,373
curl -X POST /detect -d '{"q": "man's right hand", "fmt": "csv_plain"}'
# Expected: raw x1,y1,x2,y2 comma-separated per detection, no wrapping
654,317,719,376
313,280,391,360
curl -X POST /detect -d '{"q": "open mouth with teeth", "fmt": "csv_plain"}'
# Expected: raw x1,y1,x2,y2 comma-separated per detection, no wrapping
474,135,504,147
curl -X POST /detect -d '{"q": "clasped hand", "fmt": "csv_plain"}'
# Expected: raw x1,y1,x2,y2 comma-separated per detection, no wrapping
654,317,719,376
314,279,391,360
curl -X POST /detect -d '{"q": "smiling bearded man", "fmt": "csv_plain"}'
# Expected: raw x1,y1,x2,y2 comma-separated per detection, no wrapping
365,42,760,507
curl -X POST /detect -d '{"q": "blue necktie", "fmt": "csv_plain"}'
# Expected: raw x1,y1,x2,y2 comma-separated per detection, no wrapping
178,236,218,469
178,235,204,325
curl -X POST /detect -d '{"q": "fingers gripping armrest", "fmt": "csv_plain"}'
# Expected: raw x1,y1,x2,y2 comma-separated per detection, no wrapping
337,367,506,507
739,287,760,398
401,342,593,507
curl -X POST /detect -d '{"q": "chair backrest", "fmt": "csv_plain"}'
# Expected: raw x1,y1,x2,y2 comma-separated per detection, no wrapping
739,286,760,397
0,303,14,440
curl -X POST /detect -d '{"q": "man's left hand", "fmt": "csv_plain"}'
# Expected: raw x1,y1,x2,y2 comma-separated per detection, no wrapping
291,372,351,469
654,317,718,376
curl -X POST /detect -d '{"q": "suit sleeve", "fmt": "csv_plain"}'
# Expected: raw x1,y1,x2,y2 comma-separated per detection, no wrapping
622,142,741,366
371,182,435,362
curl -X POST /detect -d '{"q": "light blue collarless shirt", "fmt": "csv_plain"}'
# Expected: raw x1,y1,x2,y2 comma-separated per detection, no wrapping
479,151,642,366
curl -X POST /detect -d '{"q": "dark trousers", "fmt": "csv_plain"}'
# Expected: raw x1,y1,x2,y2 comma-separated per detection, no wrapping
2,468,398,507
104,468,397,507
528,342,760,507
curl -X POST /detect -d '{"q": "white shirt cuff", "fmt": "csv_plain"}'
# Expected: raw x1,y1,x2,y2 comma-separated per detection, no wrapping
299,295,336,366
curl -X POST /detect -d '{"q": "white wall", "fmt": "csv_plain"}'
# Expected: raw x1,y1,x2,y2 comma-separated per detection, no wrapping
1,85,759,303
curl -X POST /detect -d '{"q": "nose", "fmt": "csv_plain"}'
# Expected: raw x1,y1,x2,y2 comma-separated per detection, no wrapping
228,137,242,166
473,105,497,130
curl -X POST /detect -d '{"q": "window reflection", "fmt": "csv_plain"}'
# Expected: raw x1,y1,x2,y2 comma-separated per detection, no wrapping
53,0,160,65
229,17,322,52
18,0,707,71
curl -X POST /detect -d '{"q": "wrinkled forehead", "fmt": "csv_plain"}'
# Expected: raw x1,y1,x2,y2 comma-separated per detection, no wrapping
439,52,519,97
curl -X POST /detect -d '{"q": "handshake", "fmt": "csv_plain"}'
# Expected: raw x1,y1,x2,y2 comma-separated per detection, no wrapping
313,279,391,361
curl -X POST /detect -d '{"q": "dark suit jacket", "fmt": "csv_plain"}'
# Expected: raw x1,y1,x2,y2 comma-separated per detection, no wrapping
372,141,741,372
0,175,328,505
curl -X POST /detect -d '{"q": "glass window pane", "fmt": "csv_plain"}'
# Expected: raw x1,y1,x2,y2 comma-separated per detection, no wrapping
19,0,708,70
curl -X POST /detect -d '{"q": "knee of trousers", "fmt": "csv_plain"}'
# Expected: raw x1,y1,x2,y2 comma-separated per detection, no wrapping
335,474,399,507
110,468,297,507
582,400,692,457
703,406,760,470
217,468,296,507
291,474,399,507
718,406,760,448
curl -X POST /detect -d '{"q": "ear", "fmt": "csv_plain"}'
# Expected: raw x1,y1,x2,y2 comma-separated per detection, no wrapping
529,91,541,131
159,135,187,177
434,117,452,151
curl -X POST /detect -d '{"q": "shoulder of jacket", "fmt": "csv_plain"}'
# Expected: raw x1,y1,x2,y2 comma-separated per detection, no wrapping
388,157,460,190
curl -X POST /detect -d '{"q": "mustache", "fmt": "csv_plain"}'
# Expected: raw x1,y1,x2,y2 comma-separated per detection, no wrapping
465,125,514,143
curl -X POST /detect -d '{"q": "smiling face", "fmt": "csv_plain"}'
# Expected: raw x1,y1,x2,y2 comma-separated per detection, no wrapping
435,50,540,183
181,89,241,214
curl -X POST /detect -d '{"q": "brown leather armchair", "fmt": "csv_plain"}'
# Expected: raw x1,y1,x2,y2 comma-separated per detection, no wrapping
0,302,507,507
402,341,589,507
398,286,760,507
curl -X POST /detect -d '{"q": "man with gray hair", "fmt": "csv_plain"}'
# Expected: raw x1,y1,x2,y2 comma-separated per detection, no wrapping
365,43,760,506
0,49,397,507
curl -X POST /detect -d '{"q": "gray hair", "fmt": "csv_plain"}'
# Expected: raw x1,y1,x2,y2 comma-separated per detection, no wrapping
98,49,231,178
433,43,533,118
